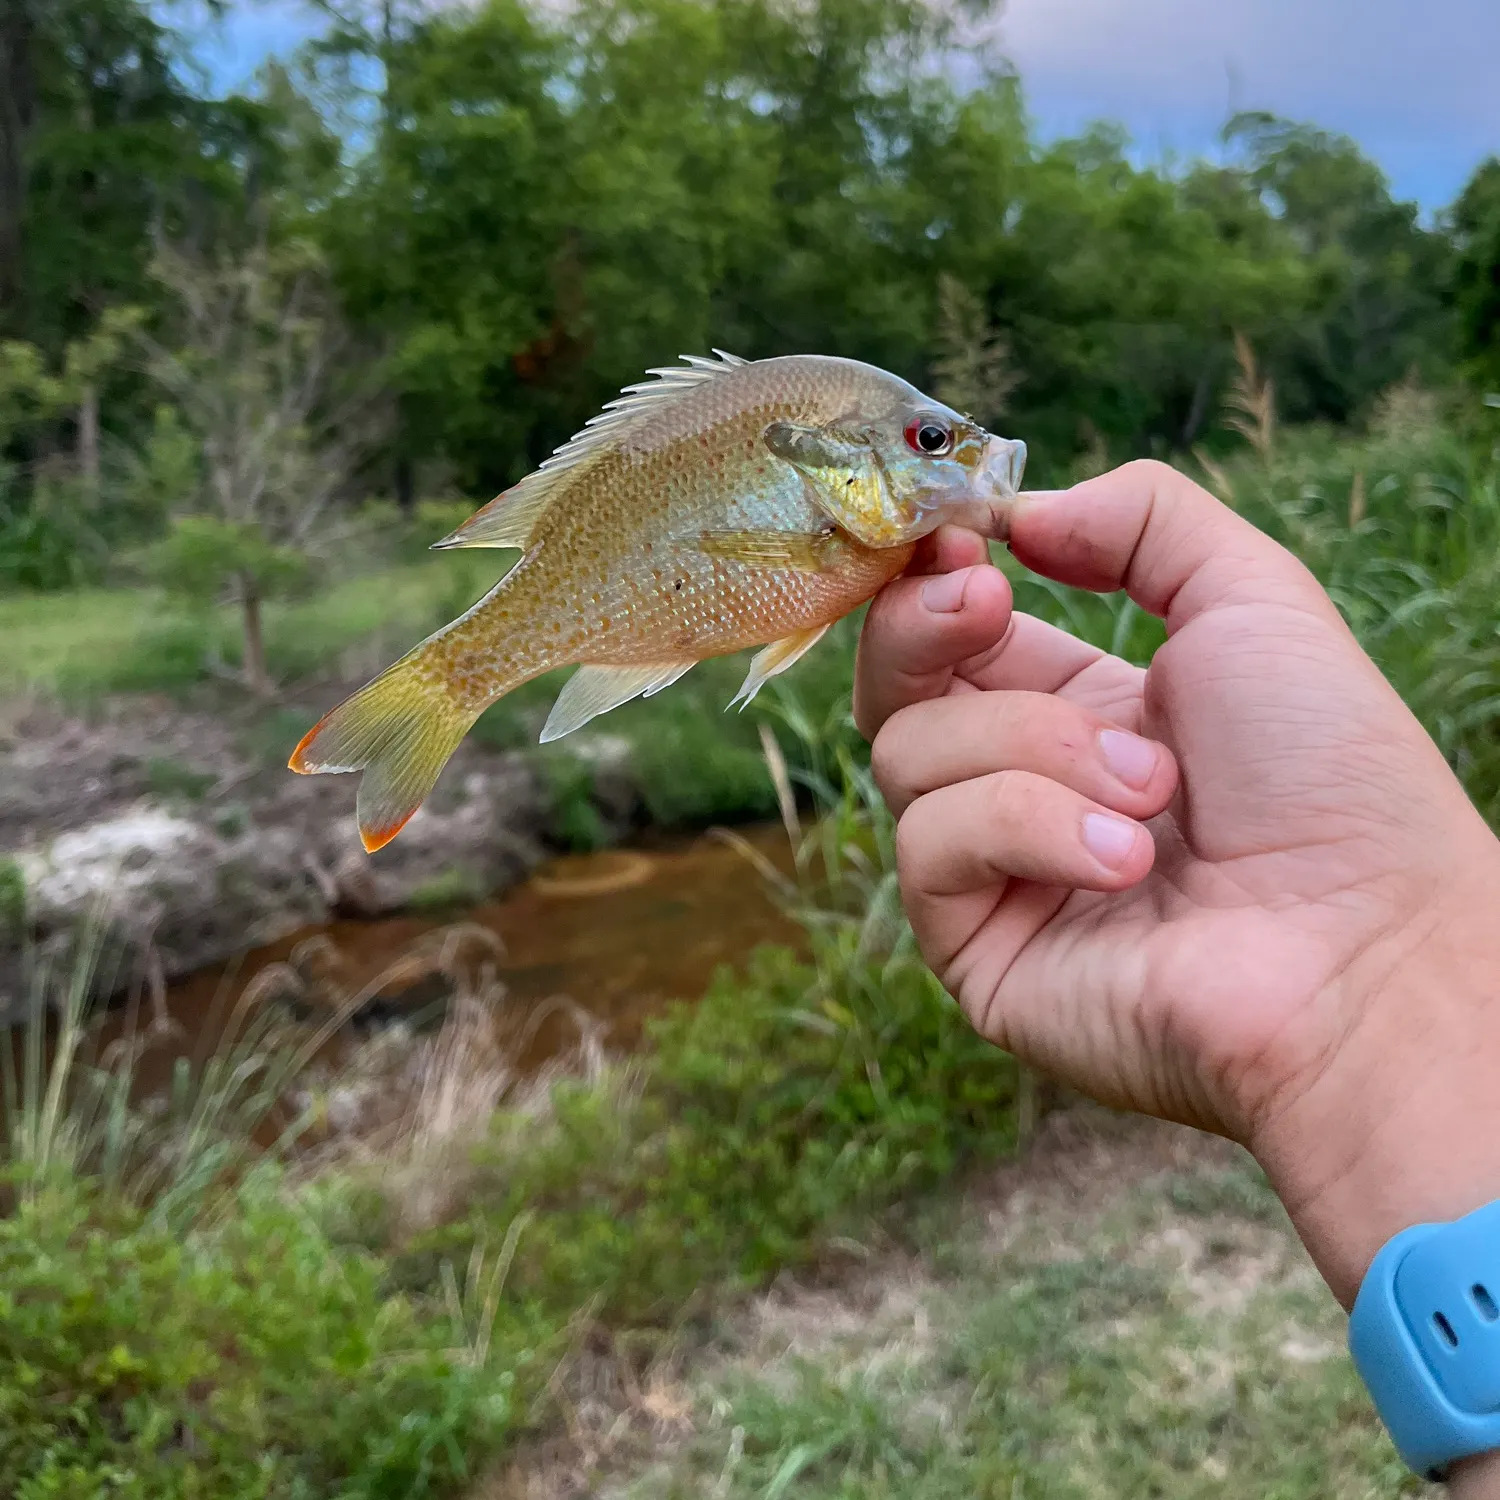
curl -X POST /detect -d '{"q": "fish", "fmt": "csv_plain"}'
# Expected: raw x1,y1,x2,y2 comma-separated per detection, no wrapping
290,351,1027,852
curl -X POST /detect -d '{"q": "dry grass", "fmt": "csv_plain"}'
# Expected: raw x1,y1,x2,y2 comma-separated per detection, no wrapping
478,1107,1420,1500
1224,331,1277,458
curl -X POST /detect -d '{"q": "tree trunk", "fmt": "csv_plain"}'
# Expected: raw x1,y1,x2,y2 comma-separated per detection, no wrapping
240,575,271,698
1179,354,1218,449
0,0,34,332
77,383,100,497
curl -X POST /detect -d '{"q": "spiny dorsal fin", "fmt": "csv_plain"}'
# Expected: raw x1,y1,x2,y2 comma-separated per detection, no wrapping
433,350,751,551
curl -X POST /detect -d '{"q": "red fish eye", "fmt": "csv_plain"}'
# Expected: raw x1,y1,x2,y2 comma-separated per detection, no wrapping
905,418,953,456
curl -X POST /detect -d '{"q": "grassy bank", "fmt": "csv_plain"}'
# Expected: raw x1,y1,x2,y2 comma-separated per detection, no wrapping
0,959,1018,1499
4,404,1497,1495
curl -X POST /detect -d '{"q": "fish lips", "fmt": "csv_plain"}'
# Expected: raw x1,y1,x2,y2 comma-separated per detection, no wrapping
912,436,1028,541
983,436,1028,500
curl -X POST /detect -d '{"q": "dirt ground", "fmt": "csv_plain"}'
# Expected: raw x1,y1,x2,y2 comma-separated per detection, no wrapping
478,1104,1422,1500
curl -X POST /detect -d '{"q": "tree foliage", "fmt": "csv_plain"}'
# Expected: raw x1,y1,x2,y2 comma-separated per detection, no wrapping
1,0,1496,607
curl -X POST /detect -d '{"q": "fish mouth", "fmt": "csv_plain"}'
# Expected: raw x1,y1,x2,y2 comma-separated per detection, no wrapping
981,436,1027,500
916,435,1027,541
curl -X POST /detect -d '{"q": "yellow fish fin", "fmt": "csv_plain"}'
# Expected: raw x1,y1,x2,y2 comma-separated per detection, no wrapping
729,624,831,710
434,351,752,551
539,661,695,743
289,641,480,853
696,528,839,572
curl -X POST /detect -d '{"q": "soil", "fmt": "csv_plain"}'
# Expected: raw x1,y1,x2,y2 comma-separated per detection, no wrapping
0,683,559,1022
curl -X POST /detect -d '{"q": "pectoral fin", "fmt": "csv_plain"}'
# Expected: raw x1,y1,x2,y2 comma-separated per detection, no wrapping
696,528,841,572
540,662,695,742
728,625,831,710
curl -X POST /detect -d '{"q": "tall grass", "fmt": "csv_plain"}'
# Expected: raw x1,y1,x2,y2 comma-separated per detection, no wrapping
1206,391,1500,820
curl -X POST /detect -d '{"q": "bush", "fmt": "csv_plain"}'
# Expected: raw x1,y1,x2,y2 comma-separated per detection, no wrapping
397,944,1019,1325
0,1172,541,1500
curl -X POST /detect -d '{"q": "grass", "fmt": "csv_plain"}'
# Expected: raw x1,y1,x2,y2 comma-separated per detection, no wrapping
0,734,1026,1497
4,402,1498,1494
608,1133,1425,1500
0,560,475,703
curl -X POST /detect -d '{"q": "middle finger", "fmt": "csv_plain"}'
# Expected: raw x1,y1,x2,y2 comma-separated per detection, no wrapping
871,690,1179,820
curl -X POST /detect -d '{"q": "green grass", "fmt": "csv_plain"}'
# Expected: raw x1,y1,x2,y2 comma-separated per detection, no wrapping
0,587,158,698
613,1149,1423,1500
0,560,478,702
0,1172,542,1500
5,408,1498,1495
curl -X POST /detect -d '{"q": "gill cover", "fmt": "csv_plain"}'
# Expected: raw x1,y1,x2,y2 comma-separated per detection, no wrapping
762,419,898,547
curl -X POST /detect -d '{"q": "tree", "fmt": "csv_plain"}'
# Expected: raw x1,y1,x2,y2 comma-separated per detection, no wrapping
1451,157,1500,391
138,238,379,695
1220,112,1455,423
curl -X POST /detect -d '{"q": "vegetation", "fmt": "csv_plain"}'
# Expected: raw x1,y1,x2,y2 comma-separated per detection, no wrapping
0,743,1025,1496
2,0,1496,612
1,0,1498,1494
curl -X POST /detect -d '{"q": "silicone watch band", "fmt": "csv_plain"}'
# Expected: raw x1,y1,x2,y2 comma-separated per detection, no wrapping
1349,1199,1500,1479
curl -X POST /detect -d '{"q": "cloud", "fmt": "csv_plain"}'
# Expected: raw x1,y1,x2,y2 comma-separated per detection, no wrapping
200,0,1497,210
999,0,1500,208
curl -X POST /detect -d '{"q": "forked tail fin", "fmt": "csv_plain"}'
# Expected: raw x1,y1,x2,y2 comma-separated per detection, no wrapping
289,648,479,853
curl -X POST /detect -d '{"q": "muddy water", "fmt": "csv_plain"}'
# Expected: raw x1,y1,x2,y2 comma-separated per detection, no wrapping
153,824,802,1075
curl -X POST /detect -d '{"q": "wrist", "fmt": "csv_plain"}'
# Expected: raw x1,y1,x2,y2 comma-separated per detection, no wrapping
1248,885,1500,1310
1452,1449,1500,1498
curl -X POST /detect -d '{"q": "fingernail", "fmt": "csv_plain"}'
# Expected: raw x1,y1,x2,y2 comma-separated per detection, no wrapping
1098,729,1159,790
1083,812,1138,869
922,569,971,613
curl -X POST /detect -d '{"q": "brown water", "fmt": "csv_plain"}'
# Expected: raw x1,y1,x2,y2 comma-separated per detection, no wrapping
150,823,801,1076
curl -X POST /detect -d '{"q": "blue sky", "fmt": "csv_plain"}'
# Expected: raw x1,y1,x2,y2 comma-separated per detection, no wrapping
199,0,1499,213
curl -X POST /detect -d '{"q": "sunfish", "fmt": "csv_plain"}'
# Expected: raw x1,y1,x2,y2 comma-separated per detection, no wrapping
291,351,1026,850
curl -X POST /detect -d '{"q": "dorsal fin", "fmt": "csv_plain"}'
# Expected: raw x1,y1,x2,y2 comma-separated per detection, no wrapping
432,350,751,550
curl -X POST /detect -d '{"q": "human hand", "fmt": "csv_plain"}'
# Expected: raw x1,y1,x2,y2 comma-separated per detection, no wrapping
856,461,1500,1322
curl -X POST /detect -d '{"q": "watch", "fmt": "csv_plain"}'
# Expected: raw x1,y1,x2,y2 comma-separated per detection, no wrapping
1349,1198,1500,1479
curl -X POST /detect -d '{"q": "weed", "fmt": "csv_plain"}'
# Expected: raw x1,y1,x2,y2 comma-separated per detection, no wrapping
0,857,24,939
540,753,614,852
144,755,217,802
408,867,487,912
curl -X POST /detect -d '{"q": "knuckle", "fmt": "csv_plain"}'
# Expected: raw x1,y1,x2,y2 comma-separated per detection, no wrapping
985,767,1029,819
893,800,934,876
1121,457,1173,485
868,721,903,797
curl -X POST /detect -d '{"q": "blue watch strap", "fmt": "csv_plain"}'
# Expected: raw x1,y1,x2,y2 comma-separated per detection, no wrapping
1349,1199,1500,1479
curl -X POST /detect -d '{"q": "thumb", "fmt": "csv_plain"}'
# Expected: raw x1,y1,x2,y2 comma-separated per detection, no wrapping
1009,460,1340,636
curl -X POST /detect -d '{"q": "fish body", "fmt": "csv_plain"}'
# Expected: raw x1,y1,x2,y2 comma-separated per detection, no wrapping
292,352,1026,851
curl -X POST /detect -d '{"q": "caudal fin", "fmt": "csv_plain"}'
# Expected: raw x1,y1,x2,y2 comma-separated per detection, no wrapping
289,650,477,853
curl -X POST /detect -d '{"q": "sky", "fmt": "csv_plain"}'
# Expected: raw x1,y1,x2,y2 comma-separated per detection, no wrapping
198,0,1500,213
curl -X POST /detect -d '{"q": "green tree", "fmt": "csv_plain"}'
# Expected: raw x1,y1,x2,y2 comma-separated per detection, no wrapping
137,238,379,695
1451,157,1500,391
1221,112,1455,422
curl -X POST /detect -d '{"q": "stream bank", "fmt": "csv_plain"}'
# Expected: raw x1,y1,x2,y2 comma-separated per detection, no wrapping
0,683,748,1026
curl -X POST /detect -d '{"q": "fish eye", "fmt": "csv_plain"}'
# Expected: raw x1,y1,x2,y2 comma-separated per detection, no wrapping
905,417,953,457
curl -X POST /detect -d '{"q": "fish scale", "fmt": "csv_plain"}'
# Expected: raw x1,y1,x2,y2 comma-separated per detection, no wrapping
291,351,1026,851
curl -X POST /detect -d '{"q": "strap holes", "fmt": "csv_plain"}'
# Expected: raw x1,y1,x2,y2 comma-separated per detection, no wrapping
1434,1312,1460,1347
1473,1284,1499,1322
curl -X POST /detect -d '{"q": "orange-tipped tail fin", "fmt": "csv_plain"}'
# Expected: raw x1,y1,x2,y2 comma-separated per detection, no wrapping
289,650,477,852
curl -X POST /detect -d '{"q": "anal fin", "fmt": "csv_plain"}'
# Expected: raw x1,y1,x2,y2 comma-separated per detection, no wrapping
540,662,695,743
729,624,830,710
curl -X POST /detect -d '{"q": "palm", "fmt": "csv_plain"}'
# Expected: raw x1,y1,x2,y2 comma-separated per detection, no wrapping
948,596,1473,1134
